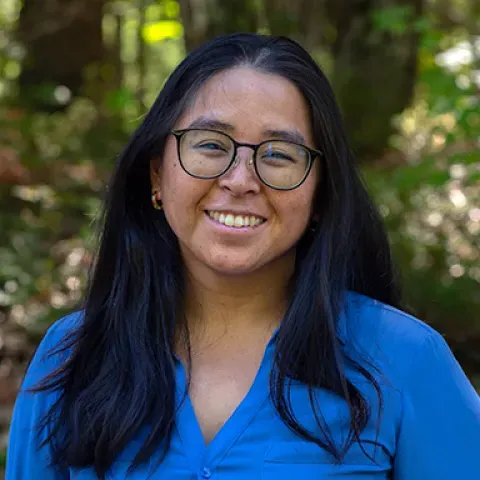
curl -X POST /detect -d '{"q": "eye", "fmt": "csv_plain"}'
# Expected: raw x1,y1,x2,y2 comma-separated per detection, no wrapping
265,151,293,160
261,149,295,162
259,142,308,165
196,142,229,152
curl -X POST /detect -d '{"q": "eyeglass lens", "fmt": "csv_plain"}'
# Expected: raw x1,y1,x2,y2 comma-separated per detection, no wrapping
178,129,310,189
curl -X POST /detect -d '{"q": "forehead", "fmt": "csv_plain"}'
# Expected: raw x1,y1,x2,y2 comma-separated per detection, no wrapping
177,67,313,143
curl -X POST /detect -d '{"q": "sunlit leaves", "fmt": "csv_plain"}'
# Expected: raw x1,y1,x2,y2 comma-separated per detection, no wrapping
142,20,183,43
365,14,479,332
3,59,20,79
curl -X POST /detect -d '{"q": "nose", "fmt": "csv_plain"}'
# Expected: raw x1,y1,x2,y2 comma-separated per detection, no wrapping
217,147,260,195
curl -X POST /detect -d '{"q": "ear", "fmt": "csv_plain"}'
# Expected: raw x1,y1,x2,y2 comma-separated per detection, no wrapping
150,157,162,194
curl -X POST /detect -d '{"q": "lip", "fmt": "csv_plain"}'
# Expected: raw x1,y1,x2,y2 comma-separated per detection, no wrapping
204,211,267,234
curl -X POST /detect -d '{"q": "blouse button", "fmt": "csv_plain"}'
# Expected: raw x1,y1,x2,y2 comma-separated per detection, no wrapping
200,467,212,478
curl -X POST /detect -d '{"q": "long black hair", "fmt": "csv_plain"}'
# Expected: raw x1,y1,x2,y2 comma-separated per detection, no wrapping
32,33,402,478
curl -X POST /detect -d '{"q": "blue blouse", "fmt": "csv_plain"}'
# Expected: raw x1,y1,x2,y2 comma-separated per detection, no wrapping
6,293,480,479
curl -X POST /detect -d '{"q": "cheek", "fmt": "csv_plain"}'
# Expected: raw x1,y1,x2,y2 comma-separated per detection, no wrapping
283,182,317,221
274,186,317,241
276,200,313,241
160,147,194,204
160,163,213,232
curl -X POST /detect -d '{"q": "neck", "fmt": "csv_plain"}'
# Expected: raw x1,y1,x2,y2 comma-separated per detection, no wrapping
181,254,295,348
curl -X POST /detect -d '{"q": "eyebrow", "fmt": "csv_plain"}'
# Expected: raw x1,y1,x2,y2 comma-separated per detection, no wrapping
187,117,235,132
263,129,306,145
186,117,307,145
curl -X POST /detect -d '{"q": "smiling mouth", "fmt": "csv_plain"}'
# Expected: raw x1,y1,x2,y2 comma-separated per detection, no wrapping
205,210,266,228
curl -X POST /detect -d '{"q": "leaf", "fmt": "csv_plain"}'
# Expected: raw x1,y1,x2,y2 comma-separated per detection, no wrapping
164,0,180,19
420,30,443,52
465,171,480,186
105,87,136,112
371,6,414,35
448,151,480,165
389,157,451,192
427,170,450,186
142,20,183,44
413,16,431,33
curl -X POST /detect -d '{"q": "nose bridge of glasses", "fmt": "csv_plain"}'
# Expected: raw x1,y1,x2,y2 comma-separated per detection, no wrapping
232,144,255,168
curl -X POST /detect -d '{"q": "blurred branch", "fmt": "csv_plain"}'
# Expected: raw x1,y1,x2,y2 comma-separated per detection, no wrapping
136,0,147,111
0,147,29,185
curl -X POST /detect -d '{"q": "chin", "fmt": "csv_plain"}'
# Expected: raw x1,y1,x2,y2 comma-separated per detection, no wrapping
198,247,294,278
199,248,267,275
207,259,261,276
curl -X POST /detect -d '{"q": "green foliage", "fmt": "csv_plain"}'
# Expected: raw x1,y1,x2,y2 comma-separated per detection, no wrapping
0,101,125,331
0,2,184,337
371,5,416,35
363,14,479,372
0,0,478,370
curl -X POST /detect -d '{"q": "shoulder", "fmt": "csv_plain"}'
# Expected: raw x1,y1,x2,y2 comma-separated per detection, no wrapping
22,311,84,389
8,312,85,477
343,291,440,346
48,309,84,334
36,310,84,356
341,292,450,387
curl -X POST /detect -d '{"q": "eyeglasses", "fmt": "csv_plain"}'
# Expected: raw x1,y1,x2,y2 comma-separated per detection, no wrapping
170,128,323,191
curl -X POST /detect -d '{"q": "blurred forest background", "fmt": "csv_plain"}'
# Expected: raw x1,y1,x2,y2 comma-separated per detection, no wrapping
0,0,479,471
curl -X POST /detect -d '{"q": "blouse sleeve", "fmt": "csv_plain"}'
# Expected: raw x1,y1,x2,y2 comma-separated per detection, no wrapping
6,320,71,479
393,331,480,479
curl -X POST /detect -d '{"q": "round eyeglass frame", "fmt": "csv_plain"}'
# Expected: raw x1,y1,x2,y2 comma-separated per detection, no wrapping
169,128,323,191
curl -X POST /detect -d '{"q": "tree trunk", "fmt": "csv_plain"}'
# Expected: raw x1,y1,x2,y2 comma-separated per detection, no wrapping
179,0,259,53
326,0,423,161
17,0,105,111
264,0,328,51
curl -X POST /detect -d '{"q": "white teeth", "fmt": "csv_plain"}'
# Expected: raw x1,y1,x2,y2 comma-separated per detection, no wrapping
207,211,265,228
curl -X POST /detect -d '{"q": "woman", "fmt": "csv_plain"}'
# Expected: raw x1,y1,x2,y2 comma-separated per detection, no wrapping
7,33,480,479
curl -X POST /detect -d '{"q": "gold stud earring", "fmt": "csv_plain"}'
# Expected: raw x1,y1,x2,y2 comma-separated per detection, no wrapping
151,191,163,210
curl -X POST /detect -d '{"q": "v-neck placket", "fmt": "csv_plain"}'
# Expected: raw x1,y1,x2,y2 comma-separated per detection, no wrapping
174,333,277,479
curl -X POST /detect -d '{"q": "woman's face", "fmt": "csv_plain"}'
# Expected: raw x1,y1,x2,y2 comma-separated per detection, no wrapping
151,67,319,278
